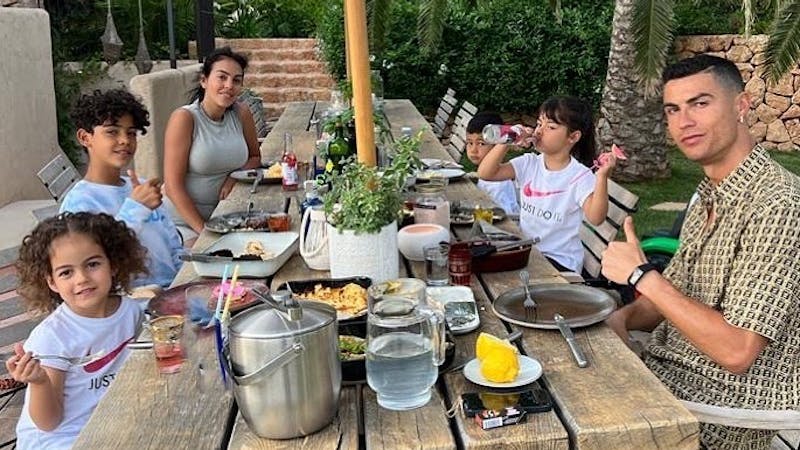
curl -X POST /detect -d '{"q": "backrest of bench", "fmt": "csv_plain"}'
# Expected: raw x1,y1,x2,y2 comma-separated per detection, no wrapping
432,88,458,139
446,100,477,161
36,153,80,203
582,179,639,278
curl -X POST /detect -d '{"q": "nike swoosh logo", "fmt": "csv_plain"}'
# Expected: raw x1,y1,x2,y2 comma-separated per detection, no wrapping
523,182,565,198
83,337,133,373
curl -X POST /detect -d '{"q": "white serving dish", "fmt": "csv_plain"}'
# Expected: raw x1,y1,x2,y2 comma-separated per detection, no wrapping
192,232,298,278
426,286,480,334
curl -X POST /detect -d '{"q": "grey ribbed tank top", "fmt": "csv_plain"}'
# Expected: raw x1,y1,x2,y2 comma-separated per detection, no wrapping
166,100,248,224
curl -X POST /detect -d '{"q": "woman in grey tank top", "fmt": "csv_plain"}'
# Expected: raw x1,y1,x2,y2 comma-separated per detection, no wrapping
163,47,262,234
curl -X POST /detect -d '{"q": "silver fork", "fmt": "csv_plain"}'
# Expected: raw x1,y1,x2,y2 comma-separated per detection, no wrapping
518,270,537,322
33,350,106,366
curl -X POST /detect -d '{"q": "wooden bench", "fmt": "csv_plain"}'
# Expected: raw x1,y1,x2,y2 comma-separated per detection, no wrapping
445,100,477,162
580,178,640,279
431,88,457,141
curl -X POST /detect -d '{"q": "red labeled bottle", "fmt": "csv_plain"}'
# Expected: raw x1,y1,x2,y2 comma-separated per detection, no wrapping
281,132,299,191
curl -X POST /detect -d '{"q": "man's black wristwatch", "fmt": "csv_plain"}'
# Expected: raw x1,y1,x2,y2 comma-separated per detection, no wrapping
627,263,657,288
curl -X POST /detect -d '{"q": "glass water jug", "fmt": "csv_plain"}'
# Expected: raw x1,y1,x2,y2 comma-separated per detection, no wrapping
366,278,445,410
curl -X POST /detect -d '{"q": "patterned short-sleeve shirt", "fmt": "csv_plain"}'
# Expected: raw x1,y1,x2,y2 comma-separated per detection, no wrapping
645,146,800,447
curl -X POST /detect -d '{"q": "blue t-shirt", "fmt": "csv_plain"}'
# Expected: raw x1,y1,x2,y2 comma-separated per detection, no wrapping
60,177,184,288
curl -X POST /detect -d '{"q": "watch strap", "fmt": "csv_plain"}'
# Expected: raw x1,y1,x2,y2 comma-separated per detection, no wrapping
628,263,657,288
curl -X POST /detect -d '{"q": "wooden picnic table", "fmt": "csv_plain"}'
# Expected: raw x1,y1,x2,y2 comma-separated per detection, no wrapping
74,100,698,449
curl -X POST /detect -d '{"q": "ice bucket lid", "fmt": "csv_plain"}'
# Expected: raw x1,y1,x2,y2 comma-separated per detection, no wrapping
230,300,336,339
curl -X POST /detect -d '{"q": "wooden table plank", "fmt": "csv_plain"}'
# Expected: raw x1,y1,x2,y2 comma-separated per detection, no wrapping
72,340,234,449
479,263,698,450
228,387,360,450
363,387,455,450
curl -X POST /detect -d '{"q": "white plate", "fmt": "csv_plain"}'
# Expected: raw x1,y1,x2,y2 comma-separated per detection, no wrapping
463,355,543,388
417,168,466,181
421,158,462,169
426,286,480,334
193,232,298,278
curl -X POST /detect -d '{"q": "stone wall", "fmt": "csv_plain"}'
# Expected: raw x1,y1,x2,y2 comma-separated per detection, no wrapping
0,8,60,206
674,35,800,151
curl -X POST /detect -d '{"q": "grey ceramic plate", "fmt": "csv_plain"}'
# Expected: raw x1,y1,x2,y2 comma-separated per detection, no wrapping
492,284,616,329
204,210,279,234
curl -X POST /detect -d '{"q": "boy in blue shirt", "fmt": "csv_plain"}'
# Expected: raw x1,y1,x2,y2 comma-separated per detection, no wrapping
60,89,183,288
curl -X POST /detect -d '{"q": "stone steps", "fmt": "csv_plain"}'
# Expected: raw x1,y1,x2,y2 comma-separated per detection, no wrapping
246,73,336,89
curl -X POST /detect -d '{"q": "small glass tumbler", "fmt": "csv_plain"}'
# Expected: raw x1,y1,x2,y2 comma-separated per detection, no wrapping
148,315,186,374
449,243,472,286
268,212,291,232
424,244,450,286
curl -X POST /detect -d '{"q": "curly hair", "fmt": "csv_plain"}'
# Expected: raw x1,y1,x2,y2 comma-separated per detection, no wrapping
69,89,150,137
16,212,148,316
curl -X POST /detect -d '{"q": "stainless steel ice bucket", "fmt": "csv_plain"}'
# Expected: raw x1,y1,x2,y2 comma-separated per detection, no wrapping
226,296,341,439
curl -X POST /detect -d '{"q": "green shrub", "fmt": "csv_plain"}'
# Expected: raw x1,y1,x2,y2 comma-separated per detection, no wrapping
316,0,613,116
215,0,324,38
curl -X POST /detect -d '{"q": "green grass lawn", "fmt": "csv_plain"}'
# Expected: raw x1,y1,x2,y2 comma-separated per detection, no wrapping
621,148,800,238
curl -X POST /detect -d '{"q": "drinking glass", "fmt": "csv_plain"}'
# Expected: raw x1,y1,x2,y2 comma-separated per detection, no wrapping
366,278,445,410
148,315,186,374
449,243,472,286
424,244,449,286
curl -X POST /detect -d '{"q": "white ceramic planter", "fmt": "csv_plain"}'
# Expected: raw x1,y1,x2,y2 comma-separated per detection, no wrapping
327,221,399,284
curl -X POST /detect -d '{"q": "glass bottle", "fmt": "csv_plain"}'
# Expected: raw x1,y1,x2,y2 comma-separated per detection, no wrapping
281,132,299,191
482,124,524,144
326,124,349,174
371,69,384,110
414,182,450,229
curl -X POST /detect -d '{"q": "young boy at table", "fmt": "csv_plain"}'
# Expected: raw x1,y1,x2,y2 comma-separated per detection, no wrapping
60,89,183,289
465,112,520,215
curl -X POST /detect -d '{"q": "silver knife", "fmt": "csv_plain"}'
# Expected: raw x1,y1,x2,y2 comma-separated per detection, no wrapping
179,253,234,263
554,313,589,368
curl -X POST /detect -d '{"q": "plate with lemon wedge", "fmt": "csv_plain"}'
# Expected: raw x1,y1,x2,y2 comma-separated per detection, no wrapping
464,332,543,388
230,163,283,184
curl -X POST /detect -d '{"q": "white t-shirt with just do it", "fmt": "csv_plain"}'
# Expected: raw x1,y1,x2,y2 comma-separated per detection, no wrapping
510,153,595,272
15,297,144,450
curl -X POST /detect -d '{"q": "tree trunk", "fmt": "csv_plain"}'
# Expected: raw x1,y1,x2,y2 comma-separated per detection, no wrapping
597,0,670,181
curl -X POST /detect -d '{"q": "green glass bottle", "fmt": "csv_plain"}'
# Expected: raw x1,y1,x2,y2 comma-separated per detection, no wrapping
326,124,349,174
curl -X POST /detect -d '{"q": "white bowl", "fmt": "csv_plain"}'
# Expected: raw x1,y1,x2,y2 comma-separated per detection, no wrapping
397,224,450,261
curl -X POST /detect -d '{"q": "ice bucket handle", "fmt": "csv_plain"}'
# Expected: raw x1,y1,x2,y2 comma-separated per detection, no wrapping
231,342,305,386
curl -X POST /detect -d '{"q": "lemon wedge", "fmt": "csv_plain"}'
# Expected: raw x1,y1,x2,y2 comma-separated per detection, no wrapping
475,332,520,383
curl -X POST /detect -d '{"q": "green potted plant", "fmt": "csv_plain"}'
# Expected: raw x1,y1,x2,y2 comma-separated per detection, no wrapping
323,130,422,283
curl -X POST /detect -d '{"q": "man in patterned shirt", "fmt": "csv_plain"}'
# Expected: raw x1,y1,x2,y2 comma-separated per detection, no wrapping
601,54,800,449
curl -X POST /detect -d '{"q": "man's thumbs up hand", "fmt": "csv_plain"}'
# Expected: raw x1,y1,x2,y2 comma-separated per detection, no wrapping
601,217,648,285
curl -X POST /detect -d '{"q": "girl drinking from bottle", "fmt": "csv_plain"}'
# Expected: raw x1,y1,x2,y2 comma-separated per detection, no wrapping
5,212,147,449
477,95,617,273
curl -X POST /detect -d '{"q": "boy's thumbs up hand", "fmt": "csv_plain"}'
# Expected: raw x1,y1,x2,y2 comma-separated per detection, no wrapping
128,169,163,210
601,217,648,285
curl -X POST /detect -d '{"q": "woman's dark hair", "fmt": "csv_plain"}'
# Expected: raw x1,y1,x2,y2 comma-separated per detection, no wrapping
70,89,150,135
538,96,596,167
16,212,148,316
191,46,249,104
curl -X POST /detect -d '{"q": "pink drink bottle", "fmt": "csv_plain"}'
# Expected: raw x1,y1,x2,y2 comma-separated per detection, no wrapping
482,124,524,144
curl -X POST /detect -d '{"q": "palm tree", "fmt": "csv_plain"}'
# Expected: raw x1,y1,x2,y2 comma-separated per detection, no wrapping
599,0,800,180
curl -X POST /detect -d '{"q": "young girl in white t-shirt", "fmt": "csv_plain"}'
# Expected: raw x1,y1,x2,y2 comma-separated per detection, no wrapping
5,212,147,449
477,96,617,273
